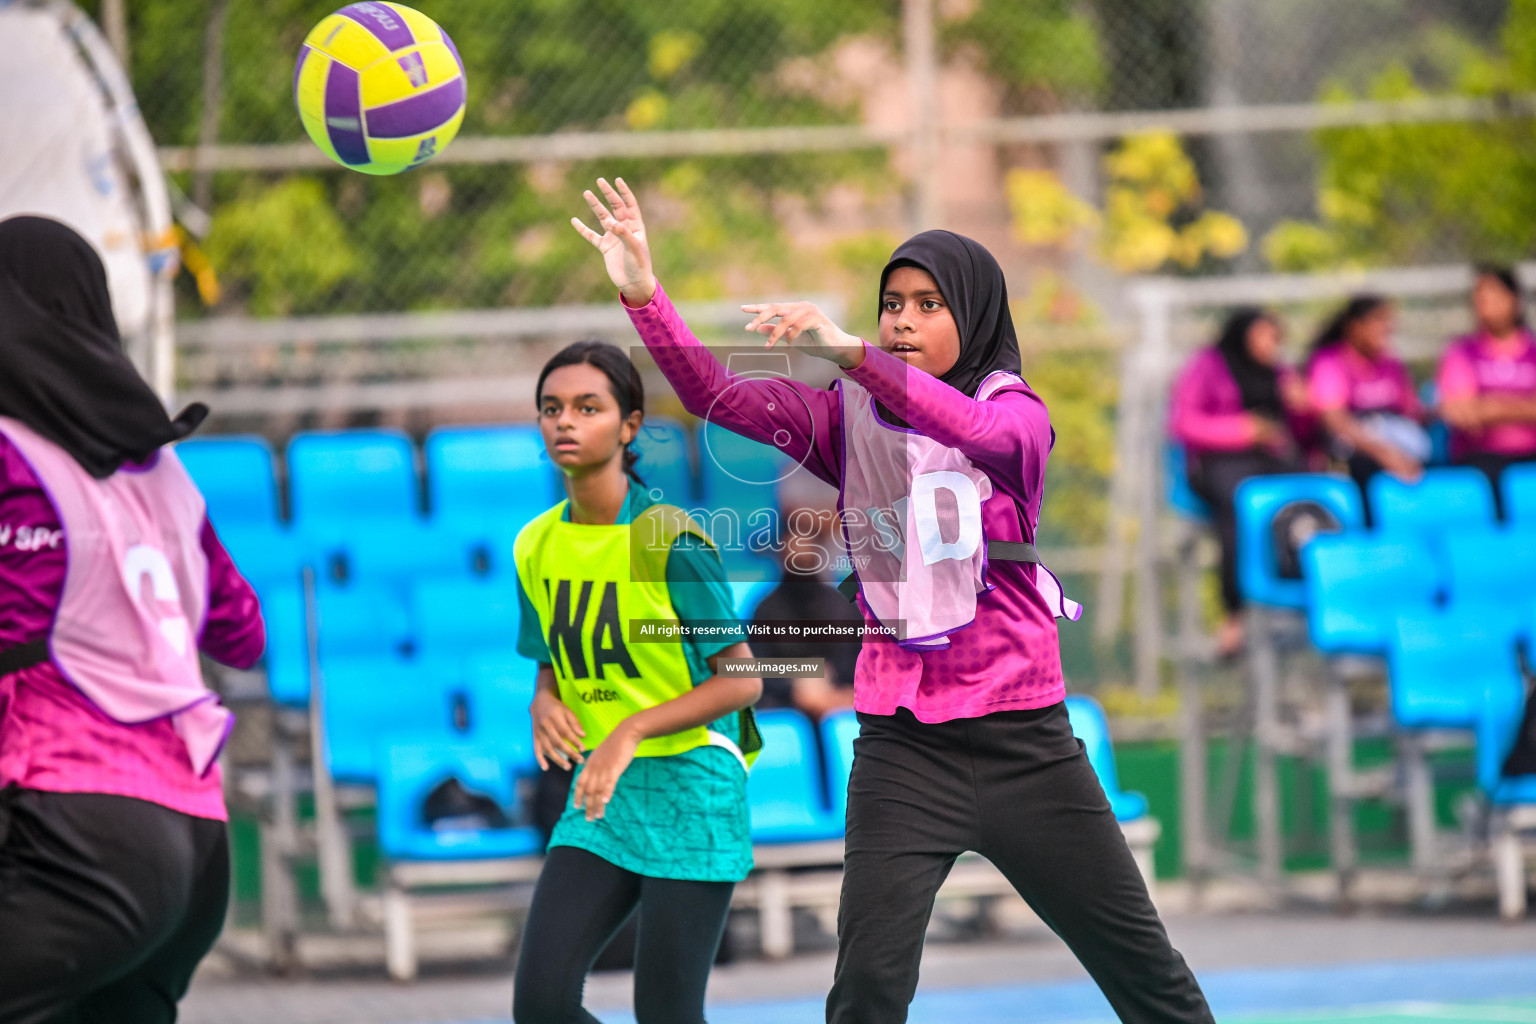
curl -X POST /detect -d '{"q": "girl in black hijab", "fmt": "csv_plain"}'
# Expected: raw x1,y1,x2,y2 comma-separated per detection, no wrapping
1170,307,1305,654
0,216,263,1024
0,215,206,476
574,178,1212,1024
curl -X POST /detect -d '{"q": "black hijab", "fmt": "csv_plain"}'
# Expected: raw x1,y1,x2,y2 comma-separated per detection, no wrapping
0,216,206,478
875,230,1023,426
1215,307,1284,418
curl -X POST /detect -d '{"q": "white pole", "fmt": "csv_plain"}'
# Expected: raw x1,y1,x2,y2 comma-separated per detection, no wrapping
1130,284,1174,699
101,0,128,65
902,0,941,232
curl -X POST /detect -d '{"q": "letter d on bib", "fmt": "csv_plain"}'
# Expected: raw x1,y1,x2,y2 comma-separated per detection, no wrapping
911,471,982,566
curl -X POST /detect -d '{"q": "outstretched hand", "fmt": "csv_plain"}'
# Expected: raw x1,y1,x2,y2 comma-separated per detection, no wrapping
742,301,866,370
570,177,657,307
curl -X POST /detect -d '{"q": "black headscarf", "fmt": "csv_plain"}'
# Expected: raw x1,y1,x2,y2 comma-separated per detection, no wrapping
0,216,206,479
874,230,1023,426
1215,307,1284,418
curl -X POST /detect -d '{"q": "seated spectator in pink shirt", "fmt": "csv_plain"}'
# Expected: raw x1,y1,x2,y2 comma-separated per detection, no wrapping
1307,295,1428,508
1169,308,1306,657
1437,266,1536,509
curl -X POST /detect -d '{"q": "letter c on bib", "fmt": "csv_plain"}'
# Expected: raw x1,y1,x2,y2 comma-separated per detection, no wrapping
123,544,191,656
911,471,982,566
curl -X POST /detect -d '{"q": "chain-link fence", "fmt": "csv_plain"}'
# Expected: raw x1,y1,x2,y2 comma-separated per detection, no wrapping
83,0,1511,321
51,0,1534,690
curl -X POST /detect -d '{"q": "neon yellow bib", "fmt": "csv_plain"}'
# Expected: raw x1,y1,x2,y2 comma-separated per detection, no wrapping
514,501,758,765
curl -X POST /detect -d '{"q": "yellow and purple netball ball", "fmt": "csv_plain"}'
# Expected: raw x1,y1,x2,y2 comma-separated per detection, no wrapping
294,3,466,175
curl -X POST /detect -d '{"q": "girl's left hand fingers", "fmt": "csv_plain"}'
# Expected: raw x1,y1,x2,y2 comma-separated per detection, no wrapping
583,190,613,225
615,177,640,213
768,308,810,346
743,305,781,333
597,177,624,212
570,217,602,247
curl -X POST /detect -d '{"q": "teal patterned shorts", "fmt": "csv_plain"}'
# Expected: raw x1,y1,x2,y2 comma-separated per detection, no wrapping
549,744,753,883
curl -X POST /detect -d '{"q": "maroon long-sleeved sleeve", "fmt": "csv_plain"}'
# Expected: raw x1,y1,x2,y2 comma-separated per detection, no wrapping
198,518,265,669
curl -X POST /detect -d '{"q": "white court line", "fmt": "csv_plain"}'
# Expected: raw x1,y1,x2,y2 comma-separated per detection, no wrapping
1217,1002,1536,1024
1395,1005,1536,1024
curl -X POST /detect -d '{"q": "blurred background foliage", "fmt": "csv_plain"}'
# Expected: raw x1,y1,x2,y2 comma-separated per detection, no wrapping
1265,0,1536,270
70,0,1534,568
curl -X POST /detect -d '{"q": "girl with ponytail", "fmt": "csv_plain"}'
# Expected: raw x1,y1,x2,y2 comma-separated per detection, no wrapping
510,339,763,1024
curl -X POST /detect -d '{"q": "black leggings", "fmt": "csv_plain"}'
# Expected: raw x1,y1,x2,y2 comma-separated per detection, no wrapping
1188,450,1299,613
827,705,1213,1024
0,787,230,1024
512,845,735,1024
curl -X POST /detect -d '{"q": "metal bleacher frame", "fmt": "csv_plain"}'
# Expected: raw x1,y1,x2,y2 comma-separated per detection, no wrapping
1135,266,1536,913
206,414,1163,976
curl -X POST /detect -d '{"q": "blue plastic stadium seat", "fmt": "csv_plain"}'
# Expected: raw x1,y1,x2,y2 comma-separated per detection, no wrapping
632,417,694,508
330,520,478,587
410,578,521,659
425,425,555,531
1387,608,1533,804
747,709,843,843
1443,529,1536,637
259,583,310,706
729,579,780,621
375,742,542,861
1165,441,1212,522
216,523,309,593
1368,467,1496,537
315,582,414,662
699,426,786,582
322,655,464,783
1234,474,1364,611
1064,695,1149,823
1388,609,1524,734
1301,535,1442,654
177,436,282,527
179,436,309,591
288,429,421,530
1504,463,1536,526
820,709,860,820
465,653,540,774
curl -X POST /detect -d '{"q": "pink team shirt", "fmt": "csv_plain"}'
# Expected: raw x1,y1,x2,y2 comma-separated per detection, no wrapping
1308,342,1421,418
0,436,265,821
626,282,1065,723
1437,332,1536,458
1168,346,1306,457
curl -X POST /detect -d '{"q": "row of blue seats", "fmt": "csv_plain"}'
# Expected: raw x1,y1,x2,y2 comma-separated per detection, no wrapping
261,576,782,706
1202,466,1536,809
1219,464,1536,612
374,698,1150,863
178,423,796,594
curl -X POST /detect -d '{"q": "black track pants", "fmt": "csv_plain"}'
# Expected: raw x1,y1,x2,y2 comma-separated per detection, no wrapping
826,704,1214,1024
0,787,229,1024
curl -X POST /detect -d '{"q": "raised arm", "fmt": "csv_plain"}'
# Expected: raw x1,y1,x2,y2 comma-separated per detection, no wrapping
841,340,1053,509
572,177,842,485
625,283,842,482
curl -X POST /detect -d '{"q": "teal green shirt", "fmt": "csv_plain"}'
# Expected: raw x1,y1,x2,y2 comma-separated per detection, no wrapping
516,481,753,882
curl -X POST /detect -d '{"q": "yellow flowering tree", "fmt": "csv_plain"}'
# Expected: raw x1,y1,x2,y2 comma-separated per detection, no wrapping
1005,132,1249,274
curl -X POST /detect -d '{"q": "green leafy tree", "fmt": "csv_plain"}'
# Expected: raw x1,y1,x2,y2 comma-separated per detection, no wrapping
1265,0,1536,270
